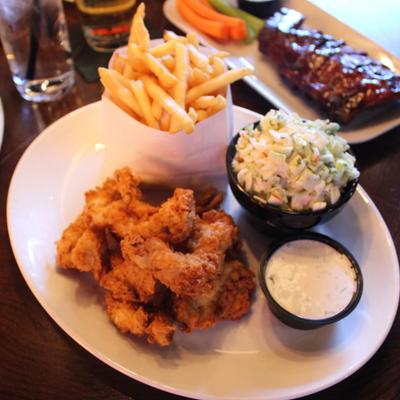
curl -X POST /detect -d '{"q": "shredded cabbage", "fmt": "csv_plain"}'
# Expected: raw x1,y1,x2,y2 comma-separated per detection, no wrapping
232,110,360,212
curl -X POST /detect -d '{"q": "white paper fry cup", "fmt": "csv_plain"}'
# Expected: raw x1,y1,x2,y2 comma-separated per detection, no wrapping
99,43,233,190
100,91,232,189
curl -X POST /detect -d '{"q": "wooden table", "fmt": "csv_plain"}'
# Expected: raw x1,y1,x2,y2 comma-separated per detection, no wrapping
0,1,399,399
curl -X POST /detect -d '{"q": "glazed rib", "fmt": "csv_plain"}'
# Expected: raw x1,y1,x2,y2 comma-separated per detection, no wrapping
258,8,400,123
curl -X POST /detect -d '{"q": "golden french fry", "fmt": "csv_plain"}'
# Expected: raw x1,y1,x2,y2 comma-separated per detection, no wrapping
192,95,216,109
159,109,171,132
196,109,208,122
118,87,144,118
98,67,141,118
130,80,159,129
187,67,253,103
151,100,163,120
127,44,148,73
130,44,178,88
173,42,189,105
132,3,150,51
128,13,137,45
161,55,175,71
188,67,209,88
170,42,189,132
122,63,140,80
163,30,179,41
142,75,194,133
186,32,199,48
188,44,210,72
99,67,123,95
207,94,226,115
188,106,198,123
101,68,143,117
210,56,226,78
108,68,131,88
150,38,185,58
111,53,126,74
210,51,229,60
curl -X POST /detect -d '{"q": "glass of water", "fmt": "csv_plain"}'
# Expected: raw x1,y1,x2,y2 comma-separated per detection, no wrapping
0,0,75,102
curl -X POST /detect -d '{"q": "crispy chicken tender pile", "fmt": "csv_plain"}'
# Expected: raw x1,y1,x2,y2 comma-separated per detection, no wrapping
56,168,255,346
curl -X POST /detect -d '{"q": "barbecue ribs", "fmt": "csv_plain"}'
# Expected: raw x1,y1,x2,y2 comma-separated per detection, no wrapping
258,8,400,123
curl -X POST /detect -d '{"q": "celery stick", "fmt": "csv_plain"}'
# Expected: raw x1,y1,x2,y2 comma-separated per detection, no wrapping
208,0,264,35
243,22,257,44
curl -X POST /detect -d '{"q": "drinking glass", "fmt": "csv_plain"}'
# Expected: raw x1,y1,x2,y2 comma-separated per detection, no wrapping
0,0,75,102
76,0,136,53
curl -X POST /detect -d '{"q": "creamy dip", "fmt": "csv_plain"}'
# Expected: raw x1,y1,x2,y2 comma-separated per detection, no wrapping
265,239,357,320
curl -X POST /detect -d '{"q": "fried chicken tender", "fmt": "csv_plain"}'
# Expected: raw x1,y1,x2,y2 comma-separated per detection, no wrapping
56,168,255,346
101,259,157,303
85,176,195,242
146,313,176,346
105,294,176,346
133,188,196,244
195,187,224,215
173,260,255,332
56,212,90,269
105,294,149,336
56,214,107,280
122,210,239,297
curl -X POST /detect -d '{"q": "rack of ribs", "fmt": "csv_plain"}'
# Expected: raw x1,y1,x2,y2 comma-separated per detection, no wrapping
258,8,400,124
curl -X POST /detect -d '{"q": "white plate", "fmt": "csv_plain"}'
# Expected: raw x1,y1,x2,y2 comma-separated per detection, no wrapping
0,97,4,151
7,102,399,400
163,0,400,144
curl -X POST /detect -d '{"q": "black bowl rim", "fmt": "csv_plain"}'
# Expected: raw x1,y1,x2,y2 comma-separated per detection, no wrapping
226,121,359,218
259,232,364,328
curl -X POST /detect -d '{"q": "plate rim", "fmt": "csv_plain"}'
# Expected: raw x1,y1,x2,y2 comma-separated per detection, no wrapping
6,101,400,400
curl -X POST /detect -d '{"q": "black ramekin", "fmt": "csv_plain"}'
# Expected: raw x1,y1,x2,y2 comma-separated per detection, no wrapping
238,0,282,19
259,232,363,330
226,122,359,235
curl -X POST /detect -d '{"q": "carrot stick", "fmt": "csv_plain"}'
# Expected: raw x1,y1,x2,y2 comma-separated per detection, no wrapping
198,0,213,7
177,0,230,41
182,0,246,41
182,0,246,30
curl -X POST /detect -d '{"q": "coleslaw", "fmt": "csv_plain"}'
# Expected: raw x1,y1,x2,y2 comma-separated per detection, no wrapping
232,110,360,212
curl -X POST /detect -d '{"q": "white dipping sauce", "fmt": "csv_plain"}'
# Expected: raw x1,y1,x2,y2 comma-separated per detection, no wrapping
265,239,357,320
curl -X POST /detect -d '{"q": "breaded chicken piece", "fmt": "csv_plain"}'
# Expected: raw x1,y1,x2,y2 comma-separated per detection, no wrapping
56,214,107,280
84,175,194,242
173,259,255,332
68,227,107,280
83,168,153,238
114,167,142,205
188,210,240,255
195,187,224,215
105,294,176,346
56,212,90,269
105,294,149,337
147,237,220,297
132,188,196,244
146,313,176,346
123,210,240,297
101,259,157,304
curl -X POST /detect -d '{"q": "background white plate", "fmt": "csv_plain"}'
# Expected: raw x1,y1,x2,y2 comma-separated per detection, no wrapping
163,0,400,144
7,102,399,400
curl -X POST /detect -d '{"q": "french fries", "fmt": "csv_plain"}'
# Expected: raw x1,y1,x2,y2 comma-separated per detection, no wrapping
99,3,253,133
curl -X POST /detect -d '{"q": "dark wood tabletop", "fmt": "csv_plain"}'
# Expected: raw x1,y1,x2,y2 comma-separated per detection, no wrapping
1,1,399,399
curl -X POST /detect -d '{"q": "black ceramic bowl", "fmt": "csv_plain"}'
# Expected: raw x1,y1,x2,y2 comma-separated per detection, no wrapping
259,232,363,330
226,122,359,234
238,0,282,19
